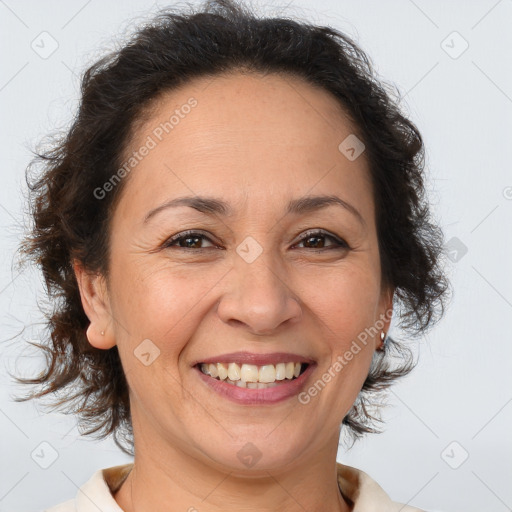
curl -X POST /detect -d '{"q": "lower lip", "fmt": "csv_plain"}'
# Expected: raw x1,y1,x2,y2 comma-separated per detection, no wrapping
194,364,316,405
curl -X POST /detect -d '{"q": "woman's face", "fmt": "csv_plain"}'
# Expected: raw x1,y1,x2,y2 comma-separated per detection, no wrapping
84,71,392,473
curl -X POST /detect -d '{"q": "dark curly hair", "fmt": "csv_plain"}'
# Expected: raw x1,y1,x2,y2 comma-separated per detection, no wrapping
12,0,449,456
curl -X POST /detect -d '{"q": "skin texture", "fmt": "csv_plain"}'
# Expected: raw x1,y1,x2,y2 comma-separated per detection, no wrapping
74,71,393,512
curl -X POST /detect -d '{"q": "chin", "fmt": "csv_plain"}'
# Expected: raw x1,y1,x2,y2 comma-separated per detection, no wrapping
193,433,310,475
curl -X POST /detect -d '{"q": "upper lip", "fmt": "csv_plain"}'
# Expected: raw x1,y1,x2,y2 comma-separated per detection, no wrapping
192,351,315,367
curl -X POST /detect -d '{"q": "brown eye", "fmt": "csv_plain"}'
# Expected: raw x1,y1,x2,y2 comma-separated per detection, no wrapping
295,230,349,250
164,231,216,249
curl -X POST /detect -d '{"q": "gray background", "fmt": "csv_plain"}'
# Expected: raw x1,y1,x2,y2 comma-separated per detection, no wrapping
1,1,511,511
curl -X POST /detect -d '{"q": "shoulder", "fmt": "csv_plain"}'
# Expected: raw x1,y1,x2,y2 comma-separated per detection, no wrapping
44,463,133,512
44,499,75,512
336,462,427,511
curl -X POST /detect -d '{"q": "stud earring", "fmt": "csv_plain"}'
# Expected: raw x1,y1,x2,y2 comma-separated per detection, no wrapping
379,331,386,350
101,331,105,336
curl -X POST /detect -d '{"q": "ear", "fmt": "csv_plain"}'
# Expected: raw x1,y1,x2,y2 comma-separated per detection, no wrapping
73,259,116,350
376,285,394,350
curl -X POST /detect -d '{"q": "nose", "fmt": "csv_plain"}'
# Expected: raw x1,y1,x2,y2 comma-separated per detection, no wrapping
216,251,302,335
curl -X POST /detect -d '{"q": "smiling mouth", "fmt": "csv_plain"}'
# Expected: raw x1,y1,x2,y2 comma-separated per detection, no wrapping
195,362,309,389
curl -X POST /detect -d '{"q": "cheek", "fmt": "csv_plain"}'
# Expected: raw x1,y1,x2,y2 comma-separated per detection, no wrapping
107,261,218,404
307,282,379,406
303,263,381,377
108,256,225,350
304,262,381,333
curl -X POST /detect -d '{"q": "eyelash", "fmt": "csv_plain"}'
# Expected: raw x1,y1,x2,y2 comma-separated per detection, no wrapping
162,229,350,251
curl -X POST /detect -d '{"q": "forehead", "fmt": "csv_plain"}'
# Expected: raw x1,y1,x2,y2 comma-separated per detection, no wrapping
114,71,373,220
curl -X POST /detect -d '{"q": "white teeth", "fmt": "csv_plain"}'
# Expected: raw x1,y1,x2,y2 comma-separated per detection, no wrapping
240,364,259,383
258,365,276,383
275,363,286,380
227,362,241,381
199,361,307,384
208,363,218,378
217,363,228,380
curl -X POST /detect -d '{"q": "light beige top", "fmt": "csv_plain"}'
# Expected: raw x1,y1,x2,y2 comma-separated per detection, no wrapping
44,462,427,511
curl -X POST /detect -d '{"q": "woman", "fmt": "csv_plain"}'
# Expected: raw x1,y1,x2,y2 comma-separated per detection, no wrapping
14,0,448,510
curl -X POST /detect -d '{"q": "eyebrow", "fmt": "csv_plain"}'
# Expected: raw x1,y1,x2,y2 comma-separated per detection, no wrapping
143,194,366,227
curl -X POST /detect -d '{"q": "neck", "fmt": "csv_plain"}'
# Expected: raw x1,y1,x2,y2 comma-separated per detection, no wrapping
113,428,351,512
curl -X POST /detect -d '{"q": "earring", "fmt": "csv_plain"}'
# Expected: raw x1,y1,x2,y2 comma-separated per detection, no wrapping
101,331,105,336
379,331,386,350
